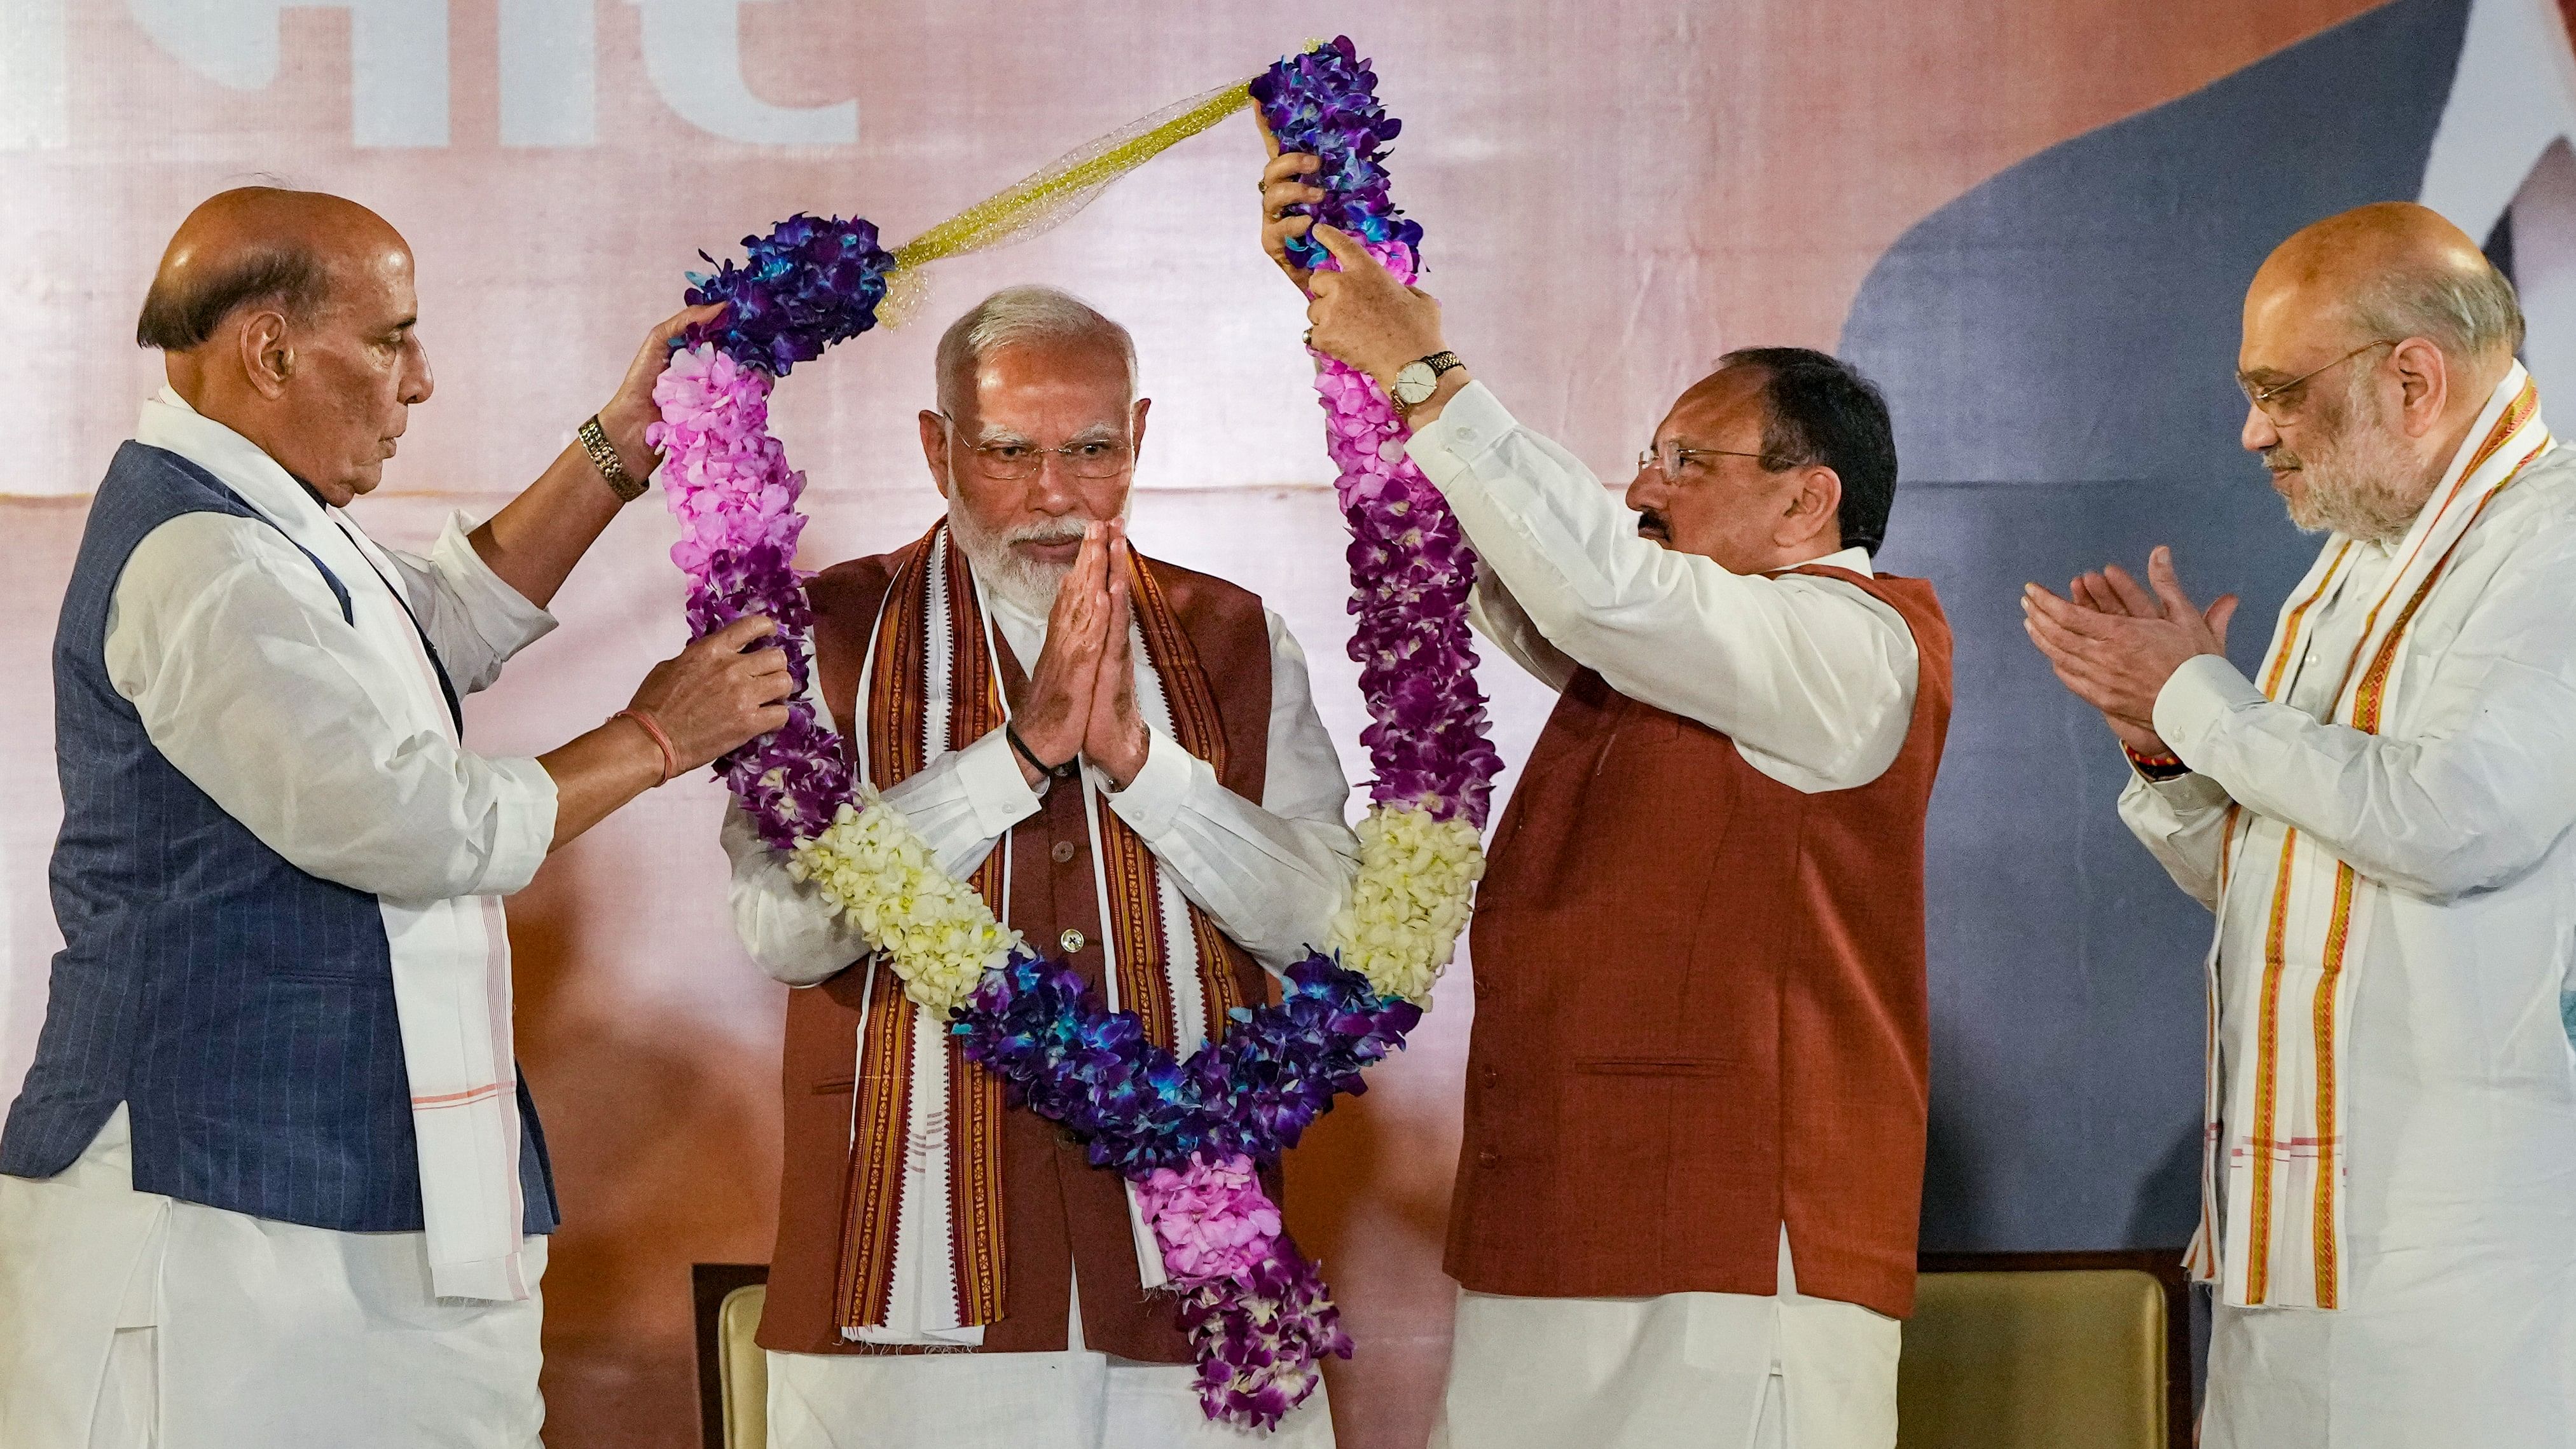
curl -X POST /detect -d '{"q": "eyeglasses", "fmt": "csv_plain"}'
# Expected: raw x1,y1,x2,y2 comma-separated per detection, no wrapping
1636,440,1779,477
2240,339,2397,422
935,413,1135,480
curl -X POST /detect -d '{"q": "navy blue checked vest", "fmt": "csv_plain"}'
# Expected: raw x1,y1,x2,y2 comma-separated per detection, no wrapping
0,442,557,1234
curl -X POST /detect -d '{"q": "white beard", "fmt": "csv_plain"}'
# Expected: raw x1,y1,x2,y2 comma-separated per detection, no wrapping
2273,374,2439,546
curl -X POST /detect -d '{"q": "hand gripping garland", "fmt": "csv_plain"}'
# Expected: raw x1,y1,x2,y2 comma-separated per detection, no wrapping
649,39,1496,1429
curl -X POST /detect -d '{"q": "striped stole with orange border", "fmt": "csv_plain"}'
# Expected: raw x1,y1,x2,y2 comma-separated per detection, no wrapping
2186,366,2549,1310
832,520,1258,1336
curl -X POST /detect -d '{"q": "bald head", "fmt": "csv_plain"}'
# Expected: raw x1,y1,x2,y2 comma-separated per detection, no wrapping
2236,203,2525,542
137,188,433,506
136,188,404,352
2247,202,2523,369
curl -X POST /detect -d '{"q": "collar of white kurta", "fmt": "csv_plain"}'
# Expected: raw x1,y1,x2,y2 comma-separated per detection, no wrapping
2189,364,2551,1309
131,391,532,1303
833,521,1251,1340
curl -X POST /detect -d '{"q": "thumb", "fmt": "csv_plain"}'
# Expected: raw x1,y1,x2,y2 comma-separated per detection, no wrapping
1311,223,1374,271
2206,593,2241,653
2145,545,2197,617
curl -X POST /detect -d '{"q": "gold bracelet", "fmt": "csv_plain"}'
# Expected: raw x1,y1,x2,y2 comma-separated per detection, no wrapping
577,414,649,504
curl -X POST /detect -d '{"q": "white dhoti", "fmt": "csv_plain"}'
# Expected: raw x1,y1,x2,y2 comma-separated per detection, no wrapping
763,1266,1335,1449
1430,1232,1899,1449
0,1108,547,1449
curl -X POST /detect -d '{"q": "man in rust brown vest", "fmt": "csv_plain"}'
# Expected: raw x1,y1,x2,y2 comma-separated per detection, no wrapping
1264,186,1953,1443
720,285,1356,1448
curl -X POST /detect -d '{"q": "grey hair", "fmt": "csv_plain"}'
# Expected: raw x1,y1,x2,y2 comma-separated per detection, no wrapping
934,285,1138,420
2349,254,2526,362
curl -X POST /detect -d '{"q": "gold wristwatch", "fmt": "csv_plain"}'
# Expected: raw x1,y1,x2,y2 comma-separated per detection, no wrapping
577,414,649,504
1391,350,1463,413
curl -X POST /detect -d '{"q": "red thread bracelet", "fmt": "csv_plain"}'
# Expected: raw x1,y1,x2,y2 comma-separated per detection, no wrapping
2124,742,2190,779
612,708,678,785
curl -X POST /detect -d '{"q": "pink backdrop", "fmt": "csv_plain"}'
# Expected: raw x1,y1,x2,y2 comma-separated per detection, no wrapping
0,3,2400,1444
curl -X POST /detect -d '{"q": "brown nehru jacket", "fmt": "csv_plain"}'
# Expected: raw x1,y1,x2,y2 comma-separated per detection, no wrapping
757,546,1276,1362
1447,567,1952,1319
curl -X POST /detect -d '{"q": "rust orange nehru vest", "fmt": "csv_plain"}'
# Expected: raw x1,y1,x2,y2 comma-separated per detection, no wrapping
756,545,1276,1361
1446,567,1952,1319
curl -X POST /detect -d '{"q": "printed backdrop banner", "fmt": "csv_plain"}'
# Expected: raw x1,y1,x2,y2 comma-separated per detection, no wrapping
4,1,2575,1444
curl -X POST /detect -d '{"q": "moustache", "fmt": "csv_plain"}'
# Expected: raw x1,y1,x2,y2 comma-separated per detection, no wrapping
1636,508,1670,539
2263,448,2302,474
1004,521,1092,549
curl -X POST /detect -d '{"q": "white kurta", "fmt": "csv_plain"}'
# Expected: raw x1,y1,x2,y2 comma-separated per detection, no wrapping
2121,447,2576,1448
0,390,560,1449
727,576,1354,1449
1403,381,1921,1449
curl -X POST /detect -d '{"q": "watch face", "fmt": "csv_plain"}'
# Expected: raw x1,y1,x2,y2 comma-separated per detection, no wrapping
1393,361,1436,406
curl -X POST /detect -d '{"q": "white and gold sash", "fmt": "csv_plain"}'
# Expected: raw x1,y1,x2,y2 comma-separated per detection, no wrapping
2188,364,2551,1308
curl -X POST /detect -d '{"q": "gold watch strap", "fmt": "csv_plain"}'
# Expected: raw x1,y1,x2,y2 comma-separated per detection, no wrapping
577,414,648,504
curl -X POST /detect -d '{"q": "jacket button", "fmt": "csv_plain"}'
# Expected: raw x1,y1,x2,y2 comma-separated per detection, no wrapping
1059,928,1086,956
1050,839,1077,864
1480,1066,1499,1088
1476,1149,1499,1169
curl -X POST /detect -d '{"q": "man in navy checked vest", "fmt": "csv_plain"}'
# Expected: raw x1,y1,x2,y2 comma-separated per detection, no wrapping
0,188,790,1448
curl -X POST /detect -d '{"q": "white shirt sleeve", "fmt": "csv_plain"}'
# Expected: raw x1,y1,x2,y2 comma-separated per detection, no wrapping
103,512,558,904
2116,766,2238,910
372,511,559,695
1466,562,1578,693
1106,607,1360,972
1405,380,1920,793
723,689,1044,986
2150,521,2576,903
723,608,1361,984
723,799,875,987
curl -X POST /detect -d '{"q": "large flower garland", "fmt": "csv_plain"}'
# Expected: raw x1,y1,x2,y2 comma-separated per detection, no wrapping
650,39,1490,1430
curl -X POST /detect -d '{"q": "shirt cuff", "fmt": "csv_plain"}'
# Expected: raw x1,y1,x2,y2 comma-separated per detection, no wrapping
1104,726,1194,837
2151,653,2265,768
436,512,558,657
483,755,560,895
1403,379,1517,489
2132,760,2233,811
955,727,1043,837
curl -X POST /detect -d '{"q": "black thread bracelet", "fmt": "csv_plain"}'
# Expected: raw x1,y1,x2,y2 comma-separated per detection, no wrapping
1005,723,1079,783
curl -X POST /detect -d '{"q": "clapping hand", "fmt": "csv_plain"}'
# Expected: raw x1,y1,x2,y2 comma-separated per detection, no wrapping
2022,546,2240,757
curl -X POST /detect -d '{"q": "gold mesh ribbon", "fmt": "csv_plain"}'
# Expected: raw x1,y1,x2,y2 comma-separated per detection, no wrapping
878,76,1260,326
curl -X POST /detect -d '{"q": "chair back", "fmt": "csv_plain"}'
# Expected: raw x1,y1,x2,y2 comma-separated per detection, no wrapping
693,1265,773,1449
1898,1249,2190,1449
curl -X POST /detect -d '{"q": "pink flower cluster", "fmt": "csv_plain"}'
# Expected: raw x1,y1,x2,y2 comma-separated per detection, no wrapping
1140,1155,1349,1426
1139,1154,1285,1284
1312,242,1504,829
648,345,853,847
